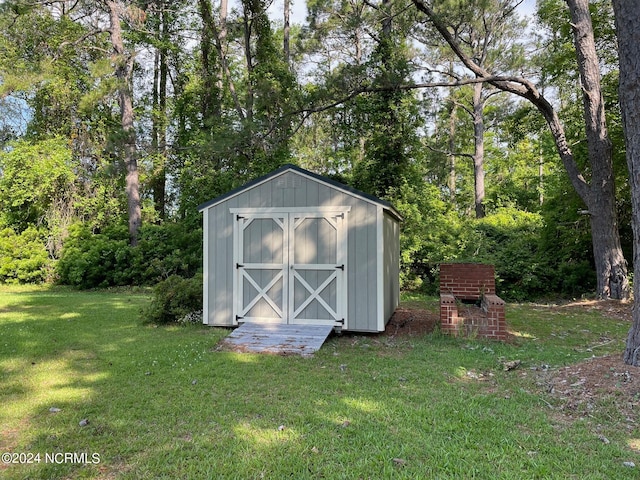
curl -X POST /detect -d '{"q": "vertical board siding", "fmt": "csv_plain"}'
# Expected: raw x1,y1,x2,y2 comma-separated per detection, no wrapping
208,198,234,325
204,169,394,331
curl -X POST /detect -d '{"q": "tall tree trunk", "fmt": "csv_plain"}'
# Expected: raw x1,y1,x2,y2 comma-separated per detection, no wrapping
242,1,254,124
219,0,228,91
283,0,290,66
447,60,457,203
382,0,392,36
539,141,544,205
200,0,244,120
611,0,640,364
198,0,218,121
566,0,629,299
448,102,457,202
412,0,629,300
151,4,168,220
472,81,486,218
106,0,141,246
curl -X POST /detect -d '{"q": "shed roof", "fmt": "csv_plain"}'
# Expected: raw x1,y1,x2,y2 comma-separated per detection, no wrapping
197,164,402,221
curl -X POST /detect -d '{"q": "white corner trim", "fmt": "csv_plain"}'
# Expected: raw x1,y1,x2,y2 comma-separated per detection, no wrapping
376,205,385,332
202,210,209,325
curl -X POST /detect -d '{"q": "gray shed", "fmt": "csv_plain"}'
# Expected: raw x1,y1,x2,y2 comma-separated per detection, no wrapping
198,164,401,333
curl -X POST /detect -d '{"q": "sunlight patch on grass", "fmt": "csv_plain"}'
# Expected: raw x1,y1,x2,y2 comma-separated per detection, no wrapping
509,329,536,339
227,352,262,363
1,356,97,422
628,438,640,452
233,421,302,448
341,396,383,414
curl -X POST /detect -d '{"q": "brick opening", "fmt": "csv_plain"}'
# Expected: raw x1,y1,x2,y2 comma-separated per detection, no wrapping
439,263,506,340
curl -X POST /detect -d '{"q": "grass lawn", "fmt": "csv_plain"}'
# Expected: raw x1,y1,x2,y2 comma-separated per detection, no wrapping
0,286,638,479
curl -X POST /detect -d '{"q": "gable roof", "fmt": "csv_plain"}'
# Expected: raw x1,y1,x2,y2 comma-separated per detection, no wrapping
197,164,403,221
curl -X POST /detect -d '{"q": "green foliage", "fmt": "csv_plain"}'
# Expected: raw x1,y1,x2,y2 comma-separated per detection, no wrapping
0,227,50,283
390,188,596,301
0,138,77,231
537,189,596,296
56,222,202,289
353,35,423,198
55,224,133,288
134,221,202,282
390,182,466,292
461,208,547,300
141,274,203,324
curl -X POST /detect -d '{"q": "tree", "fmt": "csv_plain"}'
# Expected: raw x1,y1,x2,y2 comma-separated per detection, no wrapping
105,1,141,245
411,0,629,300
354,19,422,197
612,1,640,365
0,138,77,232
0,1,145,245
422,0,527,218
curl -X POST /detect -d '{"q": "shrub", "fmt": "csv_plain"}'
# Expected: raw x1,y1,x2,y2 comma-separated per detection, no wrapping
56,221,202,288
141,274,203,324
56,223,134,288
390,182,467,293
133,222,202,282
462,208,547,301
0,227,51,283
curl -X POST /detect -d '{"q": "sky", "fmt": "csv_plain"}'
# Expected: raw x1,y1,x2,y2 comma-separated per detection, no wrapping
269,0,539,26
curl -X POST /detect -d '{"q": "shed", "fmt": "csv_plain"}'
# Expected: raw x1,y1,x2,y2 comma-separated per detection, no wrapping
198,164,401,332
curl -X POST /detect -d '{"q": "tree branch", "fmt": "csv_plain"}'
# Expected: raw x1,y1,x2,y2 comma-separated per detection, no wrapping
410,0,591,202
424,143,474,159
297,75,549,116
55,28,109,59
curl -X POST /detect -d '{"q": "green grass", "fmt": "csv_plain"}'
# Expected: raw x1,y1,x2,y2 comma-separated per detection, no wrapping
0,286,638,479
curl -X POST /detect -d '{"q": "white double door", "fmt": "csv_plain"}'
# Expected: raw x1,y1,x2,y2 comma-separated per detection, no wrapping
232,208,348,327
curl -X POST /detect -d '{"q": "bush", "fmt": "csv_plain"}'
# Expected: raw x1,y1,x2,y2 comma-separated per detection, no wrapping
133,222,202,282
0,227,51,283
141,274,203,324
56,224,134,288
462,208,546,301
390,181,467,293
56,221,202,288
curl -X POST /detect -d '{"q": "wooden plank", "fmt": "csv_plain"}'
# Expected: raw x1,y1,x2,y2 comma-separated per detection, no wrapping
219,323,333,356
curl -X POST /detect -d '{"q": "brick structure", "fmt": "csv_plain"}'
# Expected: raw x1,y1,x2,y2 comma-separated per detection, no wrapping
439,263,506,340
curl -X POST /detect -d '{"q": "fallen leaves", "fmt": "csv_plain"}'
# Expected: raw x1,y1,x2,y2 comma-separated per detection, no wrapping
502,360,522,371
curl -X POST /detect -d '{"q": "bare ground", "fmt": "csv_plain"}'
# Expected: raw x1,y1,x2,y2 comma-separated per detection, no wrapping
383,306,440,337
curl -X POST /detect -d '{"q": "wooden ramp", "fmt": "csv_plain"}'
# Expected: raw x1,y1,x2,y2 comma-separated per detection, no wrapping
219,323,334,356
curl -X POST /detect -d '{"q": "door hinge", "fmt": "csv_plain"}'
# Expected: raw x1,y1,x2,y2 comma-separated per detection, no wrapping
236,263,244,269
236,315,244,321
336,318,345,324
236,214,245,221
336,264,345,270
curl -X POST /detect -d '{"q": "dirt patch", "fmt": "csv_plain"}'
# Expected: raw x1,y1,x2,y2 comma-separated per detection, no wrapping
542,354,640,420
383,307,439,337
527,299,639,438
552,299,632,322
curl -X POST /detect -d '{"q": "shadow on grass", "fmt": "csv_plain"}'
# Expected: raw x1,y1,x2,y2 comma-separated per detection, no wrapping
1,289,638,479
